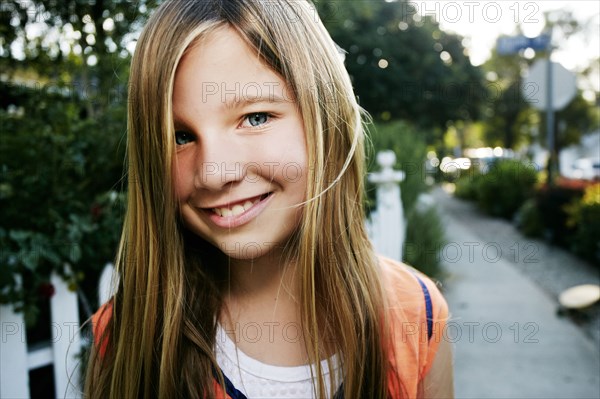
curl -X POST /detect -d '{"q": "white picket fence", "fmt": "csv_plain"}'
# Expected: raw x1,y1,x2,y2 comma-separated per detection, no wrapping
0,274,82,399
0,151,406,399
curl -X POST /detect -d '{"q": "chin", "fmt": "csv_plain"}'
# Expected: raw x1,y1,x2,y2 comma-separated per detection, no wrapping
213,239,278,260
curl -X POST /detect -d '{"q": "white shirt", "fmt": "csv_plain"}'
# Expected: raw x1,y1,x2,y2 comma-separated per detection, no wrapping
215,324,342,398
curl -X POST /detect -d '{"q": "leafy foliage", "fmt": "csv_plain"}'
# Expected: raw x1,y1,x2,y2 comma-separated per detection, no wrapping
565,184,600,265
475,159,538,218
368,120,431,211
403,202,446,278
515,198,544,238
0,0,152,324
0,81,126,324
480,11,599,154
452,159,539,219
316,0,485,134
368,120,446,275
454,169,484,201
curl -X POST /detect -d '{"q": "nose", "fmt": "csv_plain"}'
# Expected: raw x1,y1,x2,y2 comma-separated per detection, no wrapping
193,135,245,191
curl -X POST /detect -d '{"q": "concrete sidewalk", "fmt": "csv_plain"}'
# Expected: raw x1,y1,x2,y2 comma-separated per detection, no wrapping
432,186,600,399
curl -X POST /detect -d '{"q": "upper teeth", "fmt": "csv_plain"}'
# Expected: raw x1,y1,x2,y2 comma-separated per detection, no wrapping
213,198,260,217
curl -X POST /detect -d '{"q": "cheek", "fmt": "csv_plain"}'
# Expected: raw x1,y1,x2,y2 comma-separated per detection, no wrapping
273,126,308,182
277,160,307,188
172,157,194,199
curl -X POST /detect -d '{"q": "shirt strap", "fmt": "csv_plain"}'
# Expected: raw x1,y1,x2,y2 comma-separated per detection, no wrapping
413,274,434,343
213,368,248,399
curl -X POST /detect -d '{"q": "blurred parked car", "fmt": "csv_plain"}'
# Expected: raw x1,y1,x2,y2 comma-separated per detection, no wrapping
570,157,600,181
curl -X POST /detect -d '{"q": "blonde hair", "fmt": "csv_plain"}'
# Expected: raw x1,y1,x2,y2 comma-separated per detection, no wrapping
85,1,398,397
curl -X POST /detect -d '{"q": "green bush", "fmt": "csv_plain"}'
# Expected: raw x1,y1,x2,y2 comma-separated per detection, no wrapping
368,120,430,212
515,198,544,237
367,121,446,276
533,183,583,245
566,184,600,265
475,159,538,218
0,82,126,325
454,168,483,200
403,198,447,278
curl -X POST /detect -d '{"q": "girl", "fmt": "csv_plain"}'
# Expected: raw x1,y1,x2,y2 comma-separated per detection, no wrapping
85,0,453,398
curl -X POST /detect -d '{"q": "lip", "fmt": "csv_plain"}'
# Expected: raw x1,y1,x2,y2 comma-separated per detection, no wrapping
203,192,273,228
206,193,266,210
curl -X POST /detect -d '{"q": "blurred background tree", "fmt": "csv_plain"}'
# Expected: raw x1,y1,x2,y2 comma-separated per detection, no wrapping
1,0,157,324
481,9,599,155
316,0,486,145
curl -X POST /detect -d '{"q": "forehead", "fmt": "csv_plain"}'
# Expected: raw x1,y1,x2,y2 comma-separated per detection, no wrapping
173,26,291,107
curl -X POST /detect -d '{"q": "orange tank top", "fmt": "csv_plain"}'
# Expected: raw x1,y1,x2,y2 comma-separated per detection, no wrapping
91,256,448,398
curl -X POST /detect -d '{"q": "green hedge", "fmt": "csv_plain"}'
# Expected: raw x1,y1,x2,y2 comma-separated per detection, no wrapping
515,198,544,237
452,159,538,219
403,201,447,277
566,184,600,265
475,160,538,218
0,82,126,325
368,121,446,277
368,120,430,212
454,169,483,201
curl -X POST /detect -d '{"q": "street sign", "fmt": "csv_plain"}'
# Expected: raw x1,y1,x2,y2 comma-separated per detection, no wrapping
522,59,577,111
497,34,551,55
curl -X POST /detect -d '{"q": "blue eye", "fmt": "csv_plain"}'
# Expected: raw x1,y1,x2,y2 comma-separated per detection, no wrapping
244,112,269,127
175,131,194,145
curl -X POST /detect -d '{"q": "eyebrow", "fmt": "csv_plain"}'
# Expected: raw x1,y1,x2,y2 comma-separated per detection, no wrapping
223,94,290,110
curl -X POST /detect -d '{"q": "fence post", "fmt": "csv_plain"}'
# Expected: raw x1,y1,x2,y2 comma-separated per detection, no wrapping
368,150,406,261
50,271,81,399
98,263,116,306
0,303,29,398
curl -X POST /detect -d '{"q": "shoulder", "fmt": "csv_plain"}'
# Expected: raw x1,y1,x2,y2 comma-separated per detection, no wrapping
377,256,450,388
378,255,448,322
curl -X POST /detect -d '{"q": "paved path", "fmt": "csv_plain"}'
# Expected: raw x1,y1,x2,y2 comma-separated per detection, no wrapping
431,186,600,399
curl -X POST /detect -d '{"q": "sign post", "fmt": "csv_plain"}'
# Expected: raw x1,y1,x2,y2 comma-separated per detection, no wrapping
521,58,576,184
498,31,577,184
546,54,555,183
497,33,551,55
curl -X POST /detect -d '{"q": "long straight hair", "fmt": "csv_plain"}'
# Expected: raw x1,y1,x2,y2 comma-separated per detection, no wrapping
84,1,397,397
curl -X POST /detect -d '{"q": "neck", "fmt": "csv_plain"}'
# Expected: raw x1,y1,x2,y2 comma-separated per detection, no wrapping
223,247,300,310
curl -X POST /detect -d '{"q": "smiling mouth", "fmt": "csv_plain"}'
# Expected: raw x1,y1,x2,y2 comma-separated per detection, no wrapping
210,193,271,217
